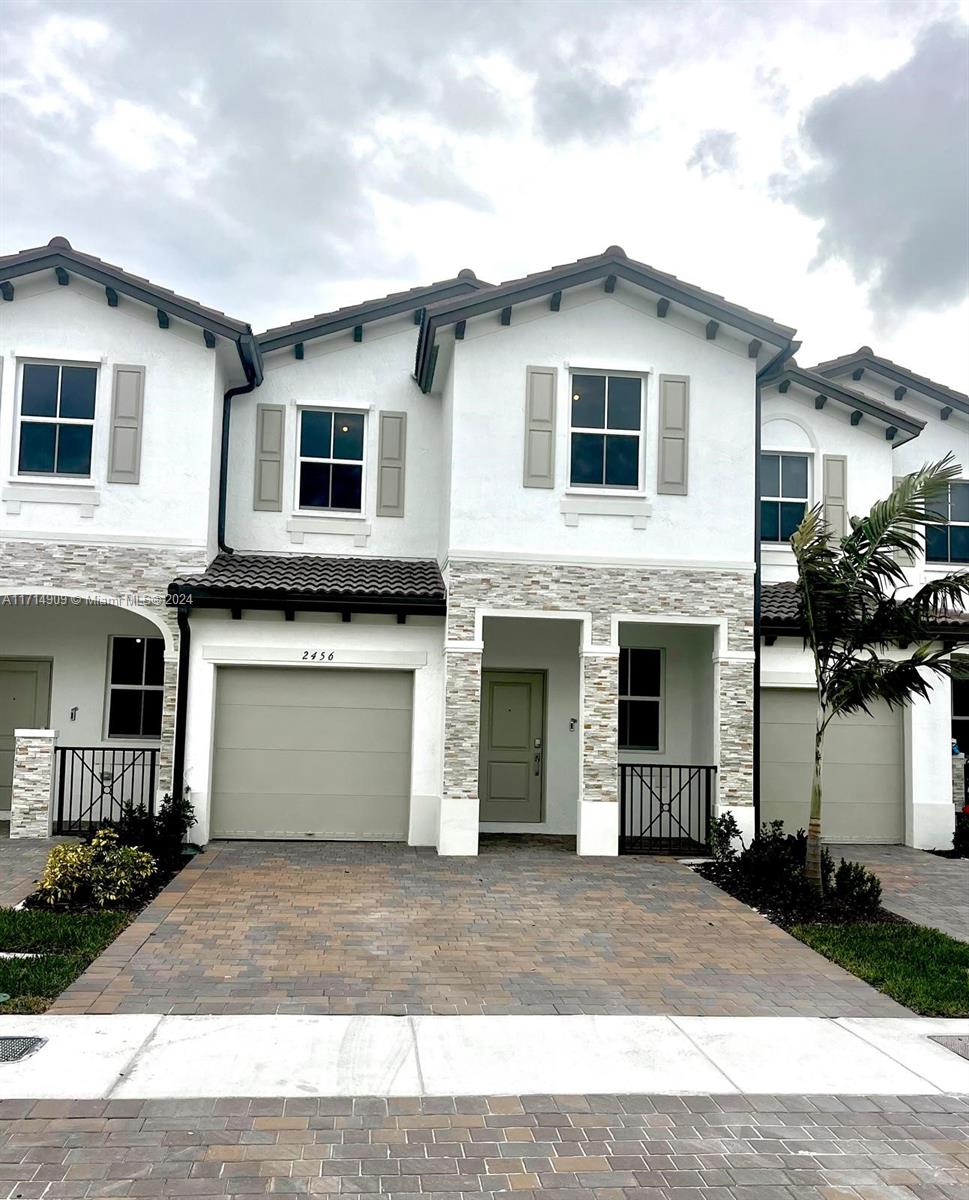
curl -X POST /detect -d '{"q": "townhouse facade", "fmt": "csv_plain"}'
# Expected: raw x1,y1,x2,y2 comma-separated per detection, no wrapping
0,238,965,854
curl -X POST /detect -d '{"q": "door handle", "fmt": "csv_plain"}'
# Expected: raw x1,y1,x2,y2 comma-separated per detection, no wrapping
534,751,542,776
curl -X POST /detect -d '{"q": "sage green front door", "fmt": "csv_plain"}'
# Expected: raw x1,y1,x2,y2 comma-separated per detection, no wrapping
0,659,52,815
479,671,544,823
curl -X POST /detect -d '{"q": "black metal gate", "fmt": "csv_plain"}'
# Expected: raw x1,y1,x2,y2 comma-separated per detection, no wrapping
54,747,158,835
619,763,716,854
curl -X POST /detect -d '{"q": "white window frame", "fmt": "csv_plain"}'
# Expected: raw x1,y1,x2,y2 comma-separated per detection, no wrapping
618,646,664,753
14,358,99,481
103,635,165,742
294,404,368,517
567,370,646,495
926,480,969,566
760,450,811,544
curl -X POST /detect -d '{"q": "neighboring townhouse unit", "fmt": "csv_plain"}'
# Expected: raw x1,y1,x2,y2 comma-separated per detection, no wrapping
1,238,965,854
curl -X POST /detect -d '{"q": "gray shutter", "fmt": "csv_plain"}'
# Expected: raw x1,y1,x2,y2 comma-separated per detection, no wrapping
657,374,689,495
107,365,145,484
253,404,285,512
822,454,848,536
523,366,556,488
376,410,407,517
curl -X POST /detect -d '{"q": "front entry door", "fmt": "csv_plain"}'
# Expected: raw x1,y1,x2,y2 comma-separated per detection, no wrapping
0,659,52,815
479,670,545,822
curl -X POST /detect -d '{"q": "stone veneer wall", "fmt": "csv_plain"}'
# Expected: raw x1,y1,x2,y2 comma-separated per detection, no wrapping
954,755,966,810
0,539,209,796
9,731,57,837
443,558,756,818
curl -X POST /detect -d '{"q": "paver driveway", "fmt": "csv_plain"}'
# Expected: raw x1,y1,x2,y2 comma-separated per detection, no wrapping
53,837,903,1017
0,830,61,907
833,843,969,943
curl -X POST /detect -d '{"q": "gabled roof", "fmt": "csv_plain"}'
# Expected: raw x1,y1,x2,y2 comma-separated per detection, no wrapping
0,237,262,383
764,362,925,445
414,246,798,393
257,270,489,354
812,346,969,417
168,552,446,615
762,580,969,638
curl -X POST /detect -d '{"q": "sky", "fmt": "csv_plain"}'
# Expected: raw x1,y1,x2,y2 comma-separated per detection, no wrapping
2,0,968,387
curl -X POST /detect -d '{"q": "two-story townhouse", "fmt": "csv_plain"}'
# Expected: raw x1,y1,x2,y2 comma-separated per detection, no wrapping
0,238,260,836
758,349,968,848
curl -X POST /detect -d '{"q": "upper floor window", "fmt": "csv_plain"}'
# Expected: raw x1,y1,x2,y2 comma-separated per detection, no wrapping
926,481,969,564
761,452,808,543
297,408,365,512
569,373,642,489
619,647,662,751
19,362,97,477
953,674,969,755
106,635,164,739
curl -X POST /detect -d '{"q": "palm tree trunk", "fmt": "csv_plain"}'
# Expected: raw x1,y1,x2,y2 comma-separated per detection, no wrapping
805,720,825,891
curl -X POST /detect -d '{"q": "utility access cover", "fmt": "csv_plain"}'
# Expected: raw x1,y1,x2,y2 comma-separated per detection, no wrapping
0,1036,46,1064
930,1035,969,1061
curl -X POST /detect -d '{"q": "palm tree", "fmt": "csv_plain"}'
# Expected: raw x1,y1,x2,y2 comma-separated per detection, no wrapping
790,455,969,889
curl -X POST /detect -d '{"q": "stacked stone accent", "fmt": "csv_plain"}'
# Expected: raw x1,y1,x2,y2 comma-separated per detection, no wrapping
581,651,620,803
9,731,57,838
0,538,208,802
954,754,967,810
716,658,755,806
442,647,483,807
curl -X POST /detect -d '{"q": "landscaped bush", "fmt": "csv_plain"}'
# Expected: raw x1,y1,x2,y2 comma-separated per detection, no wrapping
953,811,969,858
30,829,157,912
105,792,197,870
697,819,882,926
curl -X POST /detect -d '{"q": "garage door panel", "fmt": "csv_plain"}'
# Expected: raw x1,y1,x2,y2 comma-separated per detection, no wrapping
211,667,412,841
761,688,903,844
214,705,411,753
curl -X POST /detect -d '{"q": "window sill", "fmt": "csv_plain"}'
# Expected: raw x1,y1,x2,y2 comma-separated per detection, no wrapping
2,482,100,517
560,494,652,529
286,513,371,546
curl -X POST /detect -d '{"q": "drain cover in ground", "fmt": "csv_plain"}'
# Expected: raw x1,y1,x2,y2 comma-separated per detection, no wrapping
930,1035,969,1060
0,1036,45,1064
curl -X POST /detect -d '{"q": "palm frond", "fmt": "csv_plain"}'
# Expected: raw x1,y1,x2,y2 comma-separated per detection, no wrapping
828,647,959,719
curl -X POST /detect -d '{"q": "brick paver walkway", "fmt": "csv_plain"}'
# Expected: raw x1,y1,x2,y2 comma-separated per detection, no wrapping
0,831,61,907
1,1092,967,1198
53,837,903,1017
833,844,969,943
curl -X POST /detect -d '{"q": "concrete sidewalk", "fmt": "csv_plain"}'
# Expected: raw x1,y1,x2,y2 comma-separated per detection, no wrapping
1,1014,966,1099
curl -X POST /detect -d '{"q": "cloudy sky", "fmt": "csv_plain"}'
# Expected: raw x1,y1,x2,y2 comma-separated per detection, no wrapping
2,0,968,386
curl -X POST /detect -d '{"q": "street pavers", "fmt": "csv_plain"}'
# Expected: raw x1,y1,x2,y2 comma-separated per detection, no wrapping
52,837,904,1017
0,1092,966,1198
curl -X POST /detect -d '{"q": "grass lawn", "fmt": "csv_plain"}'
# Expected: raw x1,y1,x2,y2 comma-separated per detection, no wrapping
0,908,130,1014
793,921,969,1017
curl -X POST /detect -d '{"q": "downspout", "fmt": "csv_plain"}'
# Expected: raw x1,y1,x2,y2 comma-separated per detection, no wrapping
217,378,257,554
171,605,191,802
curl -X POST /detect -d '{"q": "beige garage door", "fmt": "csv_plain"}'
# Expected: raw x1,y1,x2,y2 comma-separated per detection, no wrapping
211,667,412,840
761,688,903,843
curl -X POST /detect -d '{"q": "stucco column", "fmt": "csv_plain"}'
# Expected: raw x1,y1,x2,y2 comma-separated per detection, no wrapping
904,675,956,849
714,653,755,841
578,648,619,855
439,645,482,855
9,729,57,839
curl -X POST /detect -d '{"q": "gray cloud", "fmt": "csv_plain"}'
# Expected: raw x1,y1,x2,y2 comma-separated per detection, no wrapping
687,130,739,177
777,20,969,316
533,67,639,143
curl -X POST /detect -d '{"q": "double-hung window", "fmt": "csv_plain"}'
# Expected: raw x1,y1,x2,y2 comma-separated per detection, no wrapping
19,362,97,476
761,452,809,543
106,636,164,739
618,647,662,751
297,408,365,512
569,373,642,489
926,481,969,564
953,674,969,756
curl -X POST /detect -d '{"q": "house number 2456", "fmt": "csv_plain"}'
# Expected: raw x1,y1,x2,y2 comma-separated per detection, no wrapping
302,650,335,661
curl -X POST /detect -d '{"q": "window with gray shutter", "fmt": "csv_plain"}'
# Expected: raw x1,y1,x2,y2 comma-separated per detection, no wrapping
253,403,285,511
523,366,556,488
376,410,406,517
657,374,689,495
107,364,145,484
822,454,847,537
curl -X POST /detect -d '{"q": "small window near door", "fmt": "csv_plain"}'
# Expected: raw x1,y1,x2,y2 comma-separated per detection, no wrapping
619,647,662,751
954,674,969,755
106,636,164,738
761,452,809,542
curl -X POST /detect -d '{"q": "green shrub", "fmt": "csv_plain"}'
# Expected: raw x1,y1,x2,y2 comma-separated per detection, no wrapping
32,829,156,911
104,792,196,869
709,811,743,862
829,857,883,919
954,811,969,858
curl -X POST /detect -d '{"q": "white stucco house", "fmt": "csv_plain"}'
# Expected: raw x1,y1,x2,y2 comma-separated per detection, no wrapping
1,238,965,854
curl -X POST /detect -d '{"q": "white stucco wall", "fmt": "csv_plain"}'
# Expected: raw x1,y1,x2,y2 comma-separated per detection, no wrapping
0,274,232,548
182,610,445,846
225,316,443,558
443,282,758,566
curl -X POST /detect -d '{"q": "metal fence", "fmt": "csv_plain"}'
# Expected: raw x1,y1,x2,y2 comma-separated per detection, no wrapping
619,763,716,854
54,747,158,835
